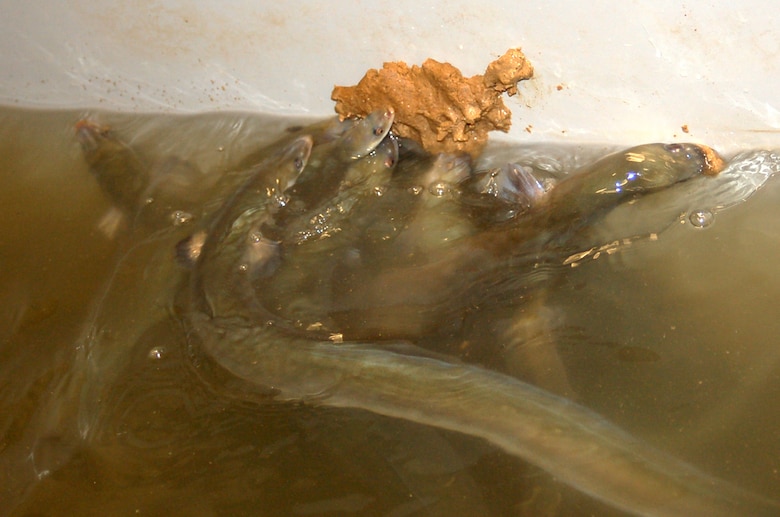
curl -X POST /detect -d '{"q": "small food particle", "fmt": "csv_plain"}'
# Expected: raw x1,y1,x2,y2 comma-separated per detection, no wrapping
556,84,564,91
699,145,726,176
332,48,533,157
681,124,689,133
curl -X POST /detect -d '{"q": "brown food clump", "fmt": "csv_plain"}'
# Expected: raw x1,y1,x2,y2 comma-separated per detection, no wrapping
331,48,533,157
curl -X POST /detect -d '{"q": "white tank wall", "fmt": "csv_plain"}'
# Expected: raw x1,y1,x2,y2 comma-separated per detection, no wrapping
2,1,779,152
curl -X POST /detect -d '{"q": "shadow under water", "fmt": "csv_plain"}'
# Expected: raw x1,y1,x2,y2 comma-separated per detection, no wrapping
1,106,779,516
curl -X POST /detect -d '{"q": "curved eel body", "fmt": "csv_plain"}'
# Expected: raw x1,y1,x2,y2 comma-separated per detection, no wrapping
78,115,779,516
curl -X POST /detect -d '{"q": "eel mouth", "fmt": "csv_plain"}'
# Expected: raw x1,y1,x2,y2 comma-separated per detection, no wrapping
696,144,726,176
75,119,111,153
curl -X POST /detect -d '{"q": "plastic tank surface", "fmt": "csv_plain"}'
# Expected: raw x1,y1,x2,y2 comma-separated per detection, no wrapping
3,2,780,516
2,1,779,152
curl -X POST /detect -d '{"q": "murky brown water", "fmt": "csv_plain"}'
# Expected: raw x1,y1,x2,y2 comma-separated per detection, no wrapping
1,106,779,516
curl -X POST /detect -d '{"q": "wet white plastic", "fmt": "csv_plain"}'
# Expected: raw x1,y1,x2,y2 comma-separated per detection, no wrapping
2,1,779,152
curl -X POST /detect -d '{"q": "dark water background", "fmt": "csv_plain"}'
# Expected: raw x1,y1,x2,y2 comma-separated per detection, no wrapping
1,107,778,516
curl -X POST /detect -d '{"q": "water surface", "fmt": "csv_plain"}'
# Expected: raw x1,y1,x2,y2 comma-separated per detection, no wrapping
1,107,779,516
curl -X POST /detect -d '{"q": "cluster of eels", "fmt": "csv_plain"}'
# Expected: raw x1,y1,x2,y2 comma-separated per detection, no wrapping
73,110,780,516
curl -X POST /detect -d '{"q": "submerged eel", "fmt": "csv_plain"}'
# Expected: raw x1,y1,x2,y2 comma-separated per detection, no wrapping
83,115,778,516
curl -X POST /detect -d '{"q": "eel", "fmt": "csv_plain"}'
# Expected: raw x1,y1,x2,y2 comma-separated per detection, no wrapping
182,125,778,516
74,115,778,516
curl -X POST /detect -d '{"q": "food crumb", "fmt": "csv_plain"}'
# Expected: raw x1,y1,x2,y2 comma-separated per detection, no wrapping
525,125,533,133
681,124,689,133
331,48,533,157
556,84,564,91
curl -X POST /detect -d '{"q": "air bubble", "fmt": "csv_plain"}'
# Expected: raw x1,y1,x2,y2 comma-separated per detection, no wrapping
170,210,194,226
428,182,450,197
147,346,167,360
688,209,714,228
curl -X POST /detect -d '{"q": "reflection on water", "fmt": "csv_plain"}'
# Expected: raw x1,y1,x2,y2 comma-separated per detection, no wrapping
1,107,779,516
